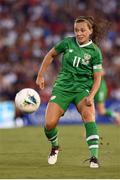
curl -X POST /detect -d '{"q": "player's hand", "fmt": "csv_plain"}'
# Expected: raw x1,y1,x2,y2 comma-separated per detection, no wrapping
85,96,94,106
36,75,45,90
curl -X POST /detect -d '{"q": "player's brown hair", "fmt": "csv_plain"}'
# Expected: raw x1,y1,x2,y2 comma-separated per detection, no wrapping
75,16,108,45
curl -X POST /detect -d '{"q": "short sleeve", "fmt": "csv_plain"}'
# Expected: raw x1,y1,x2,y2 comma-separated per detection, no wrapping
54,38,68,54
92,48,103,73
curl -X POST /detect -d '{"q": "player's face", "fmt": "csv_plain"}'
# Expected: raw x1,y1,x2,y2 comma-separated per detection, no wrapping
74,22,93,44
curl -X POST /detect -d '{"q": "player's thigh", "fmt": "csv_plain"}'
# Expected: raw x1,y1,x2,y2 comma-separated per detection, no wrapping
45,102,64,129
50,89,72,112
76,98,95,122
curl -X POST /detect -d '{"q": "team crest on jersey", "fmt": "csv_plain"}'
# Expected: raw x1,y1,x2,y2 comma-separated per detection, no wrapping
84,53,91,61
82,53,91,65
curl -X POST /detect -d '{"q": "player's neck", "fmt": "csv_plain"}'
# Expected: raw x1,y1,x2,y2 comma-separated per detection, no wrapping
76,38,92,47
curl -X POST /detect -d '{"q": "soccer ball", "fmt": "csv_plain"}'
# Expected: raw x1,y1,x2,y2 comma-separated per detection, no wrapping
15,88,41,113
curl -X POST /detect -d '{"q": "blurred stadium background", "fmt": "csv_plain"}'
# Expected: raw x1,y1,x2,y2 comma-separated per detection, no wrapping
0,0,120,127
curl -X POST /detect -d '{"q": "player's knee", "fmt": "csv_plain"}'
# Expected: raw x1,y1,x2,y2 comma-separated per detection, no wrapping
45,120,56,130
45,123,54,130
82,110,95,121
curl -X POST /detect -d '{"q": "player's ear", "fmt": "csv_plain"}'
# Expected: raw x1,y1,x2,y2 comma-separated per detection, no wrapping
89,28,93,35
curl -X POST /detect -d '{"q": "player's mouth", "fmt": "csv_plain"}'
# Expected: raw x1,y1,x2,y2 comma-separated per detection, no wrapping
77,36,85,43
77,36,84,40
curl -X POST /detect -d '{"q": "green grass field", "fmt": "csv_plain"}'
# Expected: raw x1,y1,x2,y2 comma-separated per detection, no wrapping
0,124,120,179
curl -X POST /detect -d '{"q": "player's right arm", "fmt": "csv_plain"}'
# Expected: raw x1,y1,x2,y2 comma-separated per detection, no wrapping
36,48,57,89
36,37,68,89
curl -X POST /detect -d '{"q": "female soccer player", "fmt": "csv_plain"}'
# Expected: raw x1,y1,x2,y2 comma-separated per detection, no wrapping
36,16,103,168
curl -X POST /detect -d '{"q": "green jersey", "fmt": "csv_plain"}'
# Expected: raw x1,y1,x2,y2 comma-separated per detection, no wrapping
53,37,103,92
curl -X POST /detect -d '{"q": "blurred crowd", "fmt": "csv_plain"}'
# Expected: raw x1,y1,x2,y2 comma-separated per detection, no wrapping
0,0,120,103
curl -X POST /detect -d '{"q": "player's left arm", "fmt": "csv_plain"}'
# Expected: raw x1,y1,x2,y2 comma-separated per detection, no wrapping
89,71,102,99
86,47,103,106
91,47,103,98
85,71,102,106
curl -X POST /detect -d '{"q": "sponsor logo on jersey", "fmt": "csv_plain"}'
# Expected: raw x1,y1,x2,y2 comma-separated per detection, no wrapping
69,49,73,53
50,96,56,100
53,83,57,87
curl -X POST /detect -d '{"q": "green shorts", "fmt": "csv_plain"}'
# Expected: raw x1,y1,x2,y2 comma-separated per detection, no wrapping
49,88,89,112
94,79,107,103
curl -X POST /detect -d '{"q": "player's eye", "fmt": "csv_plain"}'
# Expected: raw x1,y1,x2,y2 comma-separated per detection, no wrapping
75,28,79,32
80,28,86,32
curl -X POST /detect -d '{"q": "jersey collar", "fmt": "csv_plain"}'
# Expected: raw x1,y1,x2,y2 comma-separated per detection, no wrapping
76,39,93,48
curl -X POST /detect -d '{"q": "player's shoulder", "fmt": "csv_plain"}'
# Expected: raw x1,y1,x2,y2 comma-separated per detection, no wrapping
92,42,101,52
92,42,102,59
